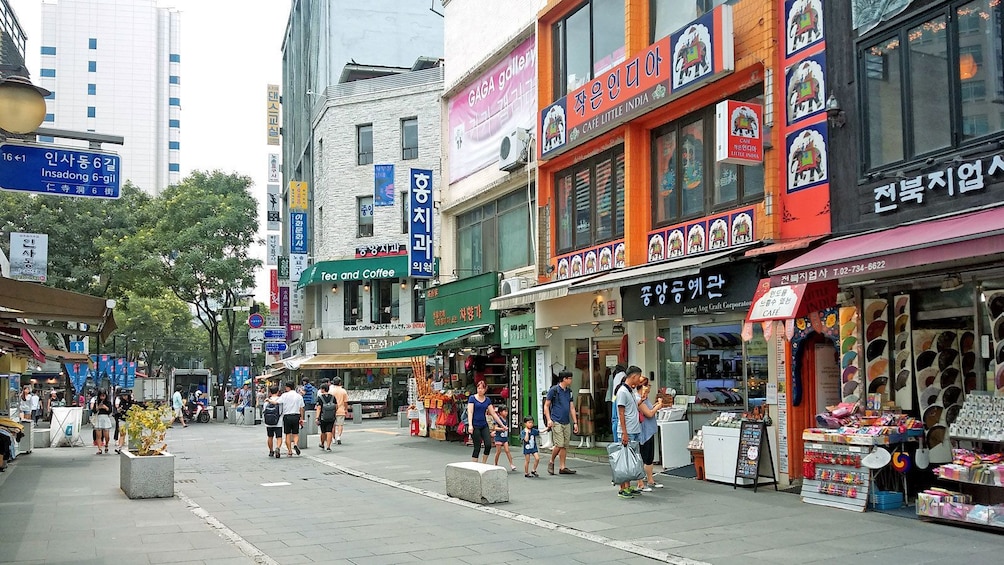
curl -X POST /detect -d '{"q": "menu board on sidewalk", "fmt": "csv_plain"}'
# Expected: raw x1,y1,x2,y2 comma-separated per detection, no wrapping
734,420,777,492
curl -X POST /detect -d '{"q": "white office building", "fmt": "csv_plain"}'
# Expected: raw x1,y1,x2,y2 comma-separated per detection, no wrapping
36,0,180,195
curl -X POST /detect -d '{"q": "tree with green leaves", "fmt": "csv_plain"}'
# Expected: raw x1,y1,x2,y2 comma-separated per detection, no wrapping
118,170,262,383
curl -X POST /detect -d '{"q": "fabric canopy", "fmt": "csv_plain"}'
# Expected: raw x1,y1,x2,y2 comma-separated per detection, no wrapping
770,207,1004,285
0,277,117,341
375,326,485,359
490,279,571,310
40,347,91,363
299,353,414,369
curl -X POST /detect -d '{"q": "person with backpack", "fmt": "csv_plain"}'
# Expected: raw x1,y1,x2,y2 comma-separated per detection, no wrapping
113,390,133,454
262,385,283,458
315,386,337,451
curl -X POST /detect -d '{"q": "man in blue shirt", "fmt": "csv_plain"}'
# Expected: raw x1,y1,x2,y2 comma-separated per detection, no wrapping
301,377,316,411
544,371,579,475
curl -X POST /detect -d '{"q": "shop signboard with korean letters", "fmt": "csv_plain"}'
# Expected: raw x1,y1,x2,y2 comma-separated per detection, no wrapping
621,262,759,320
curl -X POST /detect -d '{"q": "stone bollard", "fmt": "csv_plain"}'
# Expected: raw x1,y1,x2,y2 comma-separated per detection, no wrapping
445,462,509,504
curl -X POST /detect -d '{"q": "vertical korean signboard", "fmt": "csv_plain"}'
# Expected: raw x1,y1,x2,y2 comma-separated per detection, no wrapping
409,169,435,278
10,232,48,282
270,268,280,314
266,84,281,146
266,183,281,231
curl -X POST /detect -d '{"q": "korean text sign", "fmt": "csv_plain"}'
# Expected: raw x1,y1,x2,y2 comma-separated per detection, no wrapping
621,262,758,320
290,212,308,254
409,169,435,277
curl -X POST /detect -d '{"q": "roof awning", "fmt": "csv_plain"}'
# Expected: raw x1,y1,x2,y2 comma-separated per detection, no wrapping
299,353,415,369
745,278,838,323
256,367,286,381
376,326,486,359
0,277,117,341
0,327,45,362
745,236,825,257
40,347,91,363
267,354,315,371
490,279,571,310
569,248,742,295
770,207,1004,285
297,256,411,289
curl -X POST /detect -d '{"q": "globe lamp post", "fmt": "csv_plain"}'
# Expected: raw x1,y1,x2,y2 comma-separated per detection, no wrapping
0,74,50,135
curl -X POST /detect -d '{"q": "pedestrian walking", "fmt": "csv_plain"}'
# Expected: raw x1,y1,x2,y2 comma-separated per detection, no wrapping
329,377,349,445
172,385,188,427
544,371,579,475
521,416,541,478
492,406,517,471
46,390,58,421
113,390,133,453
18,386,32,422
615,366,644,499
30,389,40,424
316,385,337,451
636,376,664,492
466,381,505,463
279,381,305,456
92,390,113,454
237,382,252,420
262,385,283,458
301,377,317,411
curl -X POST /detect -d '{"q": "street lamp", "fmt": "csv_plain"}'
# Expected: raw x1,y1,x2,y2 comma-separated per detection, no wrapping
0,73,50,134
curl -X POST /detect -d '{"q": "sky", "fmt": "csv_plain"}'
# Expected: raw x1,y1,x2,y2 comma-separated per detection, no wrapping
9,0,290,304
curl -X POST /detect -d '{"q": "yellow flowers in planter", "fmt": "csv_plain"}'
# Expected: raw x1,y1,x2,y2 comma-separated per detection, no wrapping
123,402,172,456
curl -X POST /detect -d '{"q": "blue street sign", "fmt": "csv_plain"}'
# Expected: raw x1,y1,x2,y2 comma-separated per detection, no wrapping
247,313,265,328
264,342,288,353
0,142,121,199
69,340,85,353
263,326,287,340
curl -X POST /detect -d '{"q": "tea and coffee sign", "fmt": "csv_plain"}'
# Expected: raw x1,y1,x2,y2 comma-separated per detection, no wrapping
540,5,735,159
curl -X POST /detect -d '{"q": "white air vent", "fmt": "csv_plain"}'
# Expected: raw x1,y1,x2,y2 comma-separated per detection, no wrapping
499,276,531,296
499,129,530,171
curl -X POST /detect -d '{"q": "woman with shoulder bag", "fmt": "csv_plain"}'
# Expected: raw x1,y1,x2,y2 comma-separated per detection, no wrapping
636,376,664,491
93,390,114,454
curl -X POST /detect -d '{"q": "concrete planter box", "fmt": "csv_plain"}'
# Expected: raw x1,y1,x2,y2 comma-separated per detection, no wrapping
120,450,175,499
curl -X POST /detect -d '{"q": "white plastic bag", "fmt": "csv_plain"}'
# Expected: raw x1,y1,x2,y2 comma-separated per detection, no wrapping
538,429,554,450
607,441,645,484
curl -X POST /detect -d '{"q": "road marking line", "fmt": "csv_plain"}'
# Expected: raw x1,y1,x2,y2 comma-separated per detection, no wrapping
177,490,279,565
260,482,291,487
360,429,400,435
306,456,709,565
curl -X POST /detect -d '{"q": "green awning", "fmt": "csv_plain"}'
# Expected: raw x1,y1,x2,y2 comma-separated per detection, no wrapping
297,256,410,289
376,326,485,359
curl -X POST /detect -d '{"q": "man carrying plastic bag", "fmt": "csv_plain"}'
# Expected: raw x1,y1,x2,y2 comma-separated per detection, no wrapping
610,365,646,498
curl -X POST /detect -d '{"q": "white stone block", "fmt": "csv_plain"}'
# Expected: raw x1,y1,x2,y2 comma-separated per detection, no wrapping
445,462,509,504
120,450,175,499
33,428,50,449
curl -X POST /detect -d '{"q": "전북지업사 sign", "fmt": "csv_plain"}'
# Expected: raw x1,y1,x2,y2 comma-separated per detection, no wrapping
0,143,121,198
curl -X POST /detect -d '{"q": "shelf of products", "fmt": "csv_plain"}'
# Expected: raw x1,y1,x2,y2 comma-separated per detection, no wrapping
800,439,873,512
924,393,1004,530
700,412,773,486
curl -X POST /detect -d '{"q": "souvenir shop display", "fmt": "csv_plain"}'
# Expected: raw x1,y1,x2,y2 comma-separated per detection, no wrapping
800,437,874,512
700,412,775,486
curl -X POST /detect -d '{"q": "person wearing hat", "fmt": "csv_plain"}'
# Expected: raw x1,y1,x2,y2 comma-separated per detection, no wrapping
544,371,579,475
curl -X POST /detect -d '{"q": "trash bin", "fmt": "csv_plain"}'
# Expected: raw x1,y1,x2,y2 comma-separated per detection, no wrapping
295,412,315,450
398,407,409,428
18,420,34,454
215,406,226,422
352,402,363,424
242,405,256,426
227,403,236,424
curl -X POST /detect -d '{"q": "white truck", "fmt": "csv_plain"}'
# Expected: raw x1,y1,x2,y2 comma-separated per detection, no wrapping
132,376,167,402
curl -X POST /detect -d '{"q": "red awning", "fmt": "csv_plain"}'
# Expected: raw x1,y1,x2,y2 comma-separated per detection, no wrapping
20,329,46,363
744,235,825,257
770,207,1004,285
746,278,837,323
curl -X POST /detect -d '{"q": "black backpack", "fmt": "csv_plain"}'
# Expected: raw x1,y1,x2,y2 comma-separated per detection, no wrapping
319,393,336,423
262,400,281,426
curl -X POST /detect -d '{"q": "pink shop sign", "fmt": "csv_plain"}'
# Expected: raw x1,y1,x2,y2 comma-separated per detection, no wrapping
448,36,537,182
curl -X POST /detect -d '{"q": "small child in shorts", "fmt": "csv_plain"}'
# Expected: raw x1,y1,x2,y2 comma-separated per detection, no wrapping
521,416,540,477
492,406,516,471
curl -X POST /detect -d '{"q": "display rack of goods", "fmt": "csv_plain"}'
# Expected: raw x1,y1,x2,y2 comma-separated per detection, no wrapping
863,299,890,404
803,410,923,446
917,488,1004,529
800,439,873,512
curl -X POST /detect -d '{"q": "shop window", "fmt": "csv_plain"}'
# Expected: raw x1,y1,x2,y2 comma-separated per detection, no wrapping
456,187,534,277
358,196,373,237
343,281,362,326
651,91,764,227
650,0,730,42
555,146,625,254
370,279,400,324
552,0,625,97
357,124,373,165
401,117,418,160
401,191,409,233
859,0,1004,173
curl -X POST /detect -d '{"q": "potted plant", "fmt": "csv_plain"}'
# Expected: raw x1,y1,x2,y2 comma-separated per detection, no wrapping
119,402,175,499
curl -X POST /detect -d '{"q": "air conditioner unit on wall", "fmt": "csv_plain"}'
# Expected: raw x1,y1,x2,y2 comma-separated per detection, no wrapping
306,328,323,341
499,276,531,296
499,128,531,172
